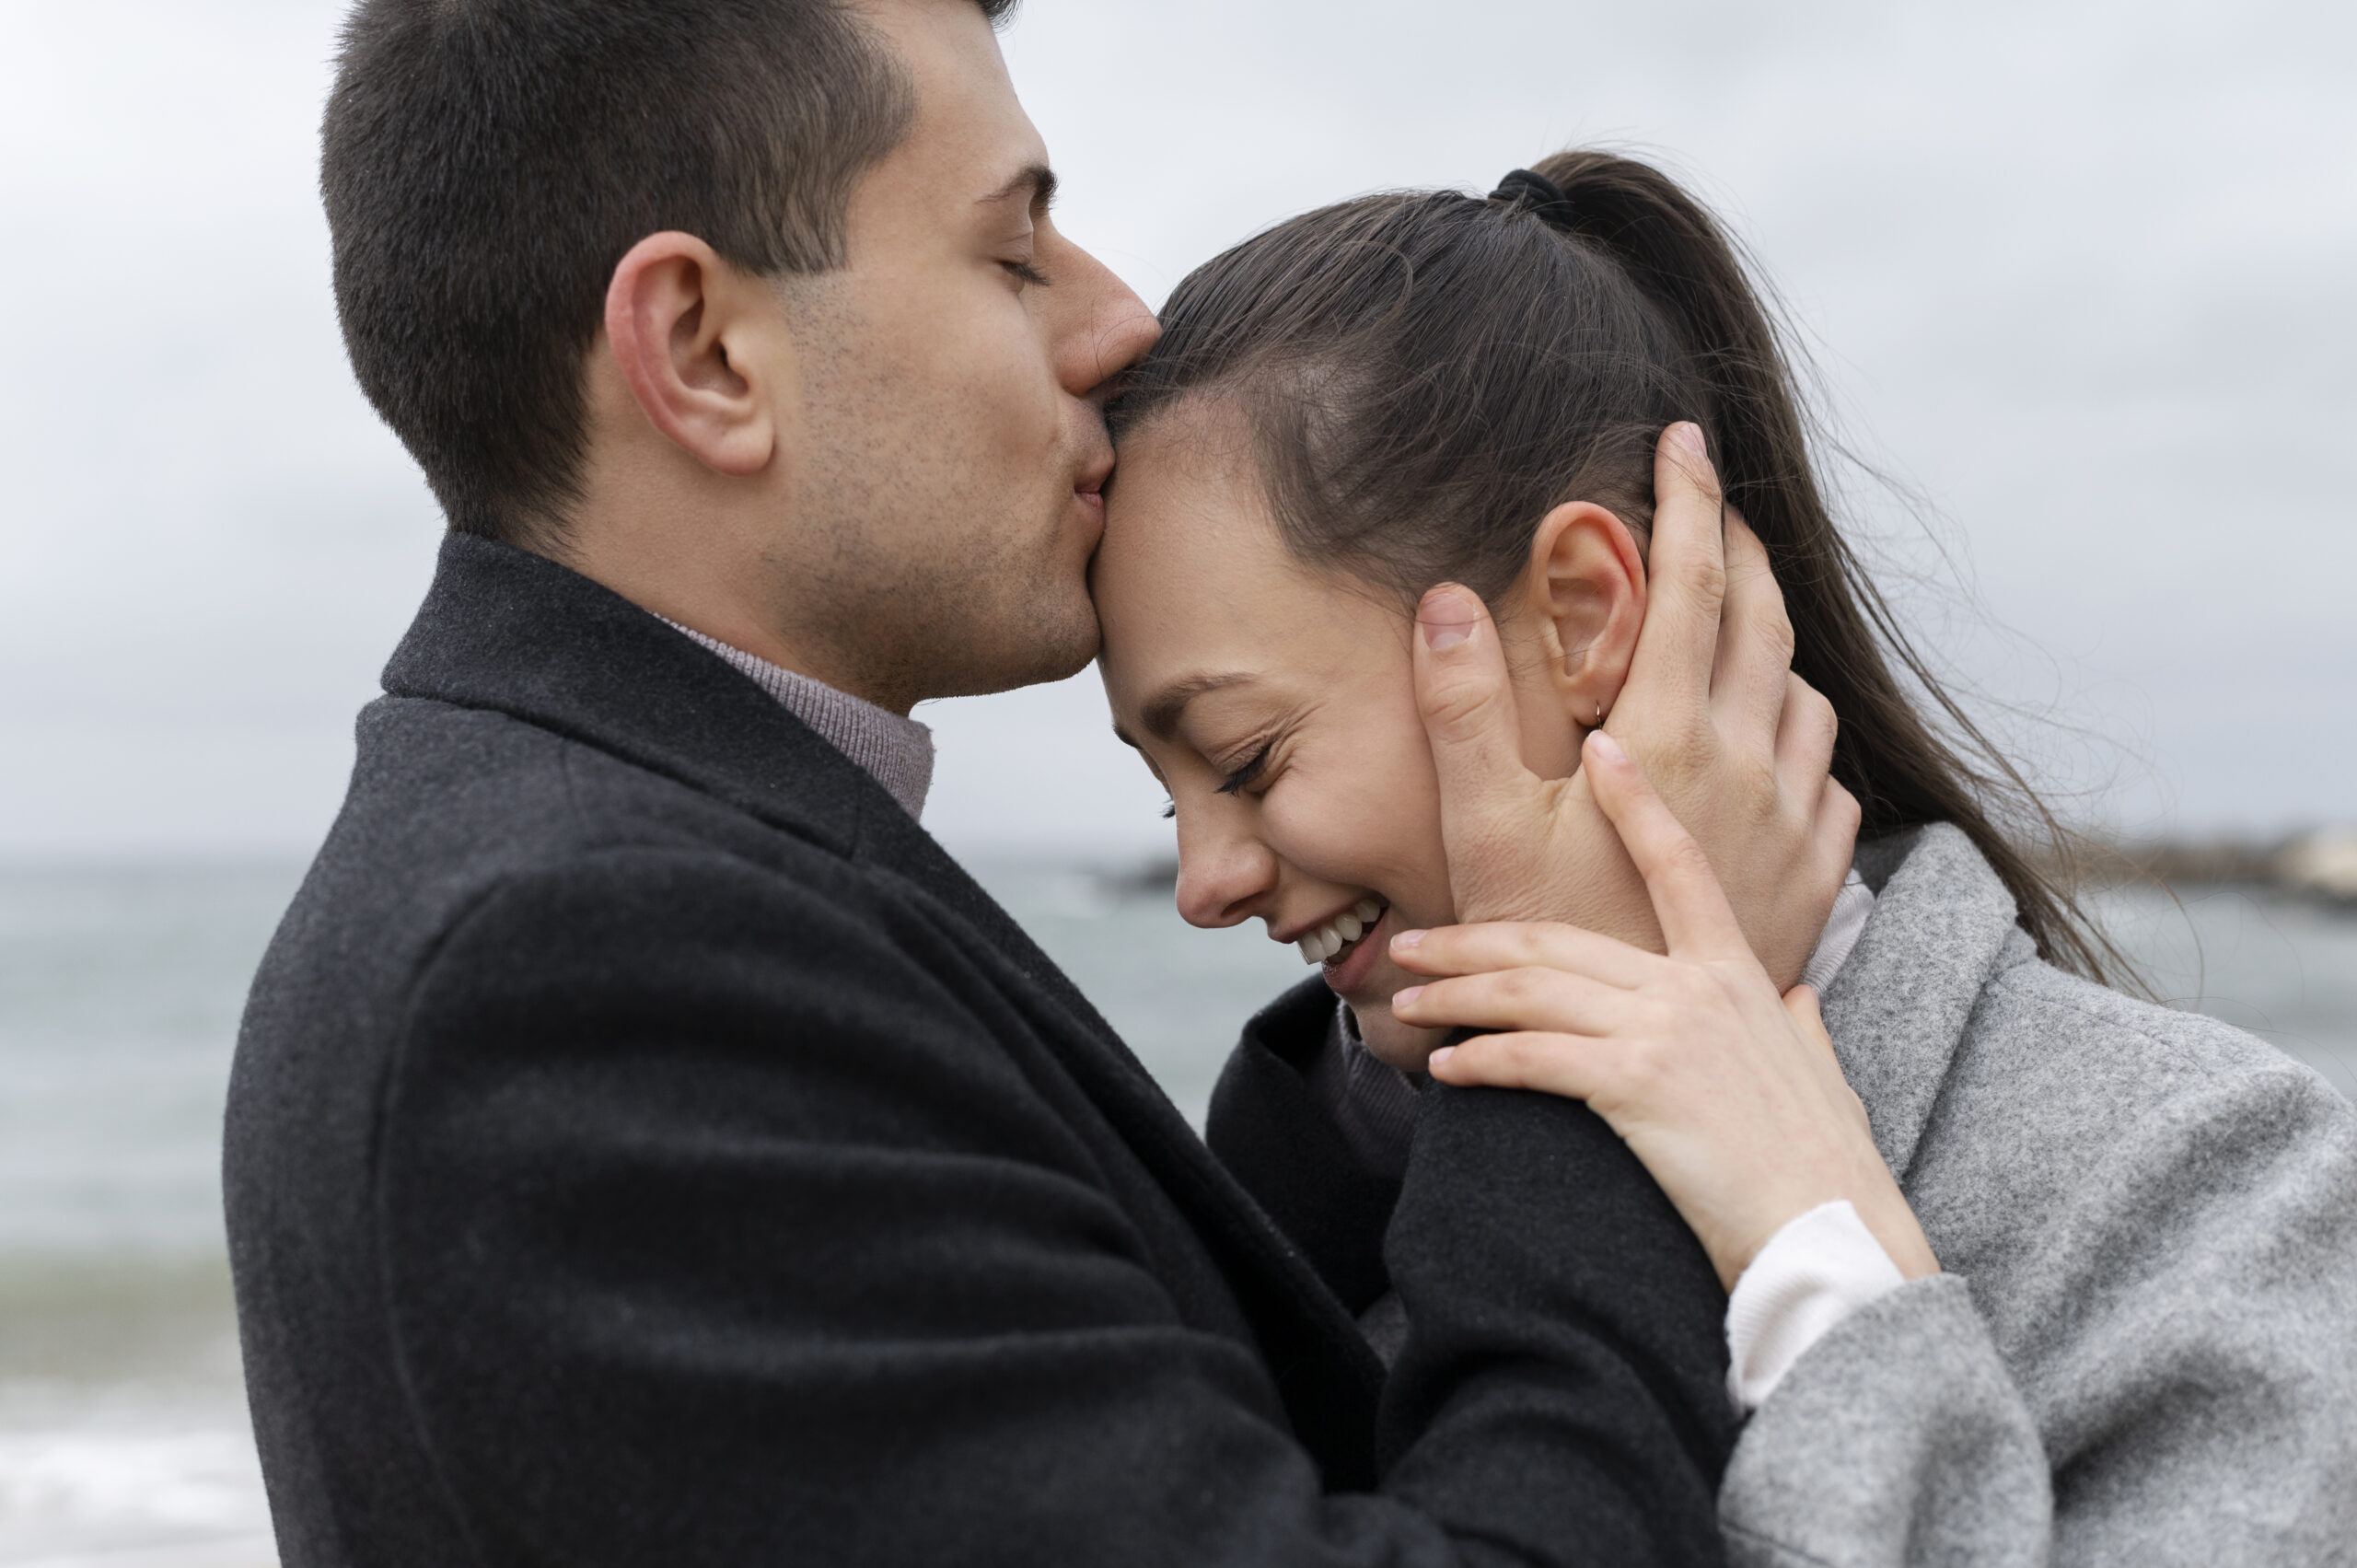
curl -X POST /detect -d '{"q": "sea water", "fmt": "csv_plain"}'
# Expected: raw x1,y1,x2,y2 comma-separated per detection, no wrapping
0,860,2351,1564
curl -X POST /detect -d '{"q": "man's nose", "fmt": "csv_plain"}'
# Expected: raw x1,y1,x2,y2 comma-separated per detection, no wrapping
1173,824,1279,933
1053,246,1160,399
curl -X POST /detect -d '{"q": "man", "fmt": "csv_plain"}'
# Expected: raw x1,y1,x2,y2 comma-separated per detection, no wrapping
226,1,1848,1562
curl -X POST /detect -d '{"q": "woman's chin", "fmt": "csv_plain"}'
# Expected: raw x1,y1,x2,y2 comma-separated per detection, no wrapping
1352,1001,1450,1074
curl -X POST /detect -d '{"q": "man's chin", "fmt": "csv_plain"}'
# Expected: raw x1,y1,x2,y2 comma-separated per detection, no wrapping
923,597,1099,701
1008,626,1101,692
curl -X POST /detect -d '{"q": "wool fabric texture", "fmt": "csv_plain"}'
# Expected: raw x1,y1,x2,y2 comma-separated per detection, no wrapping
224,535,1744,1568
1721,824,2357,1566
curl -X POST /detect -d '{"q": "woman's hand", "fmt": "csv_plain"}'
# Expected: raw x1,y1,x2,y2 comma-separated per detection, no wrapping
1412,424,1859,991
1388,727,1938,1293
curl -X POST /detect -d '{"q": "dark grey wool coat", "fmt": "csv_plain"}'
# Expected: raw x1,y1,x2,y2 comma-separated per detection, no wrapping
223,535,1742,1568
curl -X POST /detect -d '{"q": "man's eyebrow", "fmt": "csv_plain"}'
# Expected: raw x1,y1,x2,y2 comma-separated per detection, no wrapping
980,162,1058,214
1134,673,1252,744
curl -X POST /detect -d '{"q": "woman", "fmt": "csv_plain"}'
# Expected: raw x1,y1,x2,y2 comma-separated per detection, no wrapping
1092,152,2357,1563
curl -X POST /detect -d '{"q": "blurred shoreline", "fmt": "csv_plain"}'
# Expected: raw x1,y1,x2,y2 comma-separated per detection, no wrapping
2096,830,2357,905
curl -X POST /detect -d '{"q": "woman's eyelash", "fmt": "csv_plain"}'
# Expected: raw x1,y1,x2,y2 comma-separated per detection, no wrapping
1215,743,1274,797
1004,260,1049,286
1156,741,1275,819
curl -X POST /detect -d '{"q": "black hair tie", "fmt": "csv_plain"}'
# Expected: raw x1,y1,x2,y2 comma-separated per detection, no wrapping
1490,168,1577,233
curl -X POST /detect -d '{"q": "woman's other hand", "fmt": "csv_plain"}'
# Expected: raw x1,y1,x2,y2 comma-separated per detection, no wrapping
1388,727,1938,1292
1413,423,1858,989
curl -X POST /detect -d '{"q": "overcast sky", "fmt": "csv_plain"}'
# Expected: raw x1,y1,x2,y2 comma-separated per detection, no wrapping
1,0,2350,862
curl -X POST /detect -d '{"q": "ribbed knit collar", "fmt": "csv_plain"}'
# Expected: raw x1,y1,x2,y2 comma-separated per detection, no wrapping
658,620,935,820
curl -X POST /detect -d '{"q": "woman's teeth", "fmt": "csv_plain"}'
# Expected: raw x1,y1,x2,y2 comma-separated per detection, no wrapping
1299,899,1387,966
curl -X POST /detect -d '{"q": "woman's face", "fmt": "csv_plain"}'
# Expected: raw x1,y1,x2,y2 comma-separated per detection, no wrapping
1095,410,1582,1069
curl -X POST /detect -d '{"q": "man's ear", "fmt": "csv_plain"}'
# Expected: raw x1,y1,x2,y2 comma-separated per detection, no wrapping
1519,501,1649,726
602,232,787,479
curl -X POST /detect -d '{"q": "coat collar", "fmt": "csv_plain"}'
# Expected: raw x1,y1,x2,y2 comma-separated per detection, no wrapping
385,536,1138,1048
1824,824,2029,1180
382,533,897,860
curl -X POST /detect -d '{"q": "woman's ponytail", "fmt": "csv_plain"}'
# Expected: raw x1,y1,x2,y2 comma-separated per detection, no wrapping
1527,150,2136,991
1526,151,1815,557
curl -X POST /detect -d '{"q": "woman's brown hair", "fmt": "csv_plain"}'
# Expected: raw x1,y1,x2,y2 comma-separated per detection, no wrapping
1113,149,2133,989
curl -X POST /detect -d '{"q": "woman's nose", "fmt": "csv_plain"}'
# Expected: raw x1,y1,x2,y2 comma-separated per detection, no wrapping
1174,823,1279,932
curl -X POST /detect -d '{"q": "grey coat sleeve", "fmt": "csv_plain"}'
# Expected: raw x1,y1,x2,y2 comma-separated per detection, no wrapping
1718,1276,2049,1568
1720,1059,2357,1568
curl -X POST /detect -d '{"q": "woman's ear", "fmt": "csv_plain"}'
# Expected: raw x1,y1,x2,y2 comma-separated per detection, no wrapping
602,231,788,480
1518,501,1649,728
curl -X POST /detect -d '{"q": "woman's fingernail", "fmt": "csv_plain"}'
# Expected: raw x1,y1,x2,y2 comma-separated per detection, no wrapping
1427,1045,1456,1072
1586,729,1627,767
1673,421,1707,457
1391,928,1428,951
1391,984,1424,1007
1418,586,1478,651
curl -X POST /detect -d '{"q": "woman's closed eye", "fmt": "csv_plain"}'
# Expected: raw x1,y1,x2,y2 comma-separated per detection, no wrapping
1151,738,1279,819
1215,741,1275,797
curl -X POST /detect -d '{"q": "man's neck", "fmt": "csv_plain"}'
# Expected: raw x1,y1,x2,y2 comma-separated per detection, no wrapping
548,521,914,715
658,617,935,819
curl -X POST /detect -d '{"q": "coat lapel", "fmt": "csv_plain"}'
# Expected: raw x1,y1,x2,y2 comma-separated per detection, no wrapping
382,535,877,858
854,805,1386,1486
1825,825,2025,1180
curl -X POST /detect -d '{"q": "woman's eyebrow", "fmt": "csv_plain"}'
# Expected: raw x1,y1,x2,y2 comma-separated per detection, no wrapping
1120,672,1254,747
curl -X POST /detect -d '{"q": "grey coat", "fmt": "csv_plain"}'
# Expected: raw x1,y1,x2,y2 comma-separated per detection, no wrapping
1723,825,2357,1567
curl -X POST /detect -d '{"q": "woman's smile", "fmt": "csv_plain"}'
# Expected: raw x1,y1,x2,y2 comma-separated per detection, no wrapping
1318,898,1394,995
1284,894,1386,967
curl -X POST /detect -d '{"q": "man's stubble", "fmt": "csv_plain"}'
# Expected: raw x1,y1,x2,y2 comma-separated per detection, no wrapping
770,281,1102,712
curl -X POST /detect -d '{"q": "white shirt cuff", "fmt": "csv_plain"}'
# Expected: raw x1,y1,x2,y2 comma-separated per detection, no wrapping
1724,1199,1906,1413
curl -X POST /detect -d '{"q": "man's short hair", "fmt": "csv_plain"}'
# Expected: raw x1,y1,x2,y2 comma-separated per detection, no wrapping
323,0,1017,545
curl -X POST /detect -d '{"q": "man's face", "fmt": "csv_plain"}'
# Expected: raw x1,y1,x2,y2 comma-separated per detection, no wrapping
772,0,1159,709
